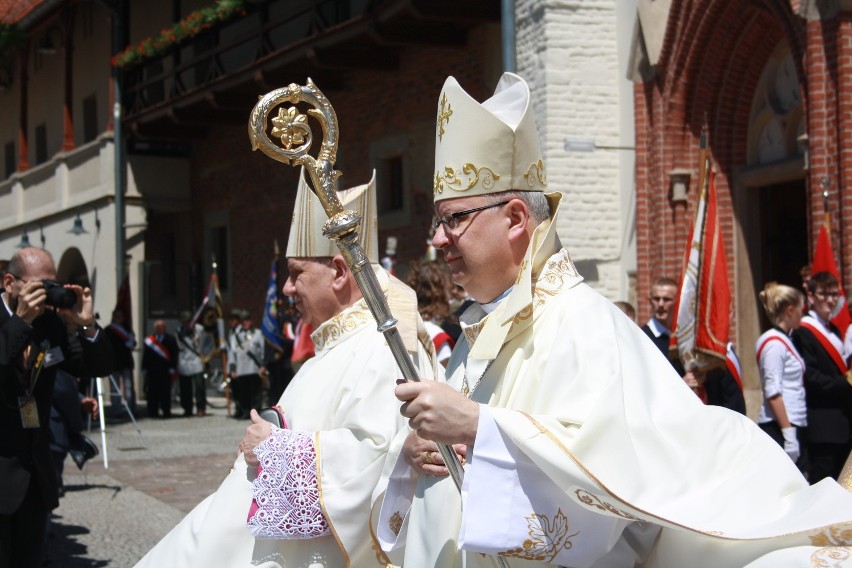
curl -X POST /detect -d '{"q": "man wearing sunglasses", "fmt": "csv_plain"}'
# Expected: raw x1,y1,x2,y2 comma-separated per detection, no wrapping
0,247,114,567
376,73,852,567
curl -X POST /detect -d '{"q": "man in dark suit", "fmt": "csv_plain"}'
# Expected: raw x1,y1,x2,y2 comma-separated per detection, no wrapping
0,247,115,568
792,271,852,483
641,277,684,374
641,277,745,413
142,319,179,418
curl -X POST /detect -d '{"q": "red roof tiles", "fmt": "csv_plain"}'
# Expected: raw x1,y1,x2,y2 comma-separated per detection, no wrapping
0,0,45,24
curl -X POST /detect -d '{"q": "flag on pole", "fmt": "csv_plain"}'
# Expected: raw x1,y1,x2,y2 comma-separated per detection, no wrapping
113,273,133,331
811,223,851,334
261,244,286,353
671,149,731,371
192,263,226,352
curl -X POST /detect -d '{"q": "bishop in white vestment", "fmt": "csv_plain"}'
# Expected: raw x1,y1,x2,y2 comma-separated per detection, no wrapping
376,73,852,568
136,172,438,568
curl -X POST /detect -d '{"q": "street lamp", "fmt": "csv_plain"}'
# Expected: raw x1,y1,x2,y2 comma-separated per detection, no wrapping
68,208,101,235
16,228,30,248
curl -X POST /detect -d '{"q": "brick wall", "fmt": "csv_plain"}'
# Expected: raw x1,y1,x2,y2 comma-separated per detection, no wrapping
633,0,814,328
186,29,497,315
631,0,852,393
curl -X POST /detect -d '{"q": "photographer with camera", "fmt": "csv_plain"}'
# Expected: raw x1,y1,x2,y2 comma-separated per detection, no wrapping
0,248,115,568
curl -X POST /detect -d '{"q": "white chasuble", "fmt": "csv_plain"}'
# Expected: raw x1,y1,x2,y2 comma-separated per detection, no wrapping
136,270,437,568
377,199,852,567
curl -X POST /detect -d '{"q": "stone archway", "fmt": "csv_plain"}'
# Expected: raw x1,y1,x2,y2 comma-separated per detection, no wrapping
56,248,90,288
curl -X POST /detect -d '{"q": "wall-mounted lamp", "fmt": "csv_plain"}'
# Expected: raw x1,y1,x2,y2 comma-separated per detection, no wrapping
16,229,31,249
69,208,101,235
564,137,636,153
69,214,87,235
564,137,597,153
797,133,809,170
669,169,692,204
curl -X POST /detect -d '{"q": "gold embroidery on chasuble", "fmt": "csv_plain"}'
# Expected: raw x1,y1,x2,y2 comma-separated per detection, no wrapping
510,250,577,329
461,249,578,347
311,302,371,352
573,490,643,523
810,526,852,548
498,509,579,562
811,547,851,567
370,540,394,568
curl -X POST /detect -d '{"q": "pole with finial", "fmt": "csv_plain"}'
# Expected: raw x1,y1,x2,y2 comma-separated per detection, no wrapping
211,254,231,417
821,177,831,231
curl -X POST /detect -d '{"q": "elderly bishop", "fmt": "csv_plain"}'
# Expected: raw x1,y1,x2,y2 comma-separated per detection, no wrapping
136,170,438,568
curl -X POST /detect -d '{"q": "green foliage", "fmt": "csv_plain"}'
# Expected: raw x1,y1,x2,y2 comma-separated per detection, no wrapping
111,0,247,68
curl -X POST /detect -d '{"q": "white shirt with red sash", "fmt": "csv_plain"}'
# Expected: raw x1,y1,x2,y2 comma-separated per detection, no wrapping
755,328,807,427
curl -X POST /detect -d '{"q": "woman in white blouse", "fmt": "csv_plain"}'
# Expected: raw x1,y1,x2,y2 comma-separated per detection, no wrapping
755,282,808,475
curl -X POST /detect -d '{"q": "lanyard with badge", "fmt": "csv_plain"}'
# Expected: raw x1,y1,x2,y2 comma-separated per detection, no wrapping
19,340,50,429
18,339,65,429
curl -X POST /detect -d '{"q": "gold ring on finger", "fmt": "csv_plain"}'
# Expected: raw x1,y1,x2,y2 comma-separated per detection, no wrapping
425,451,433,465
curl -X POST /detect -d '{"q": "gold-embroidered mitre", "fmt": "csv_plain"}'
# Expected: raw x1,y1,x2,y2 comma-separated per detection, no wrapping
286,168,379,262
433,72,546,203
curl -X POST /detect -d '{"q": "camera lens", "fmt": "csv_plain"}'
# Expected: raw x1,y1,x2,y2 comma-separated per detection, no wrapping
43,280,77,309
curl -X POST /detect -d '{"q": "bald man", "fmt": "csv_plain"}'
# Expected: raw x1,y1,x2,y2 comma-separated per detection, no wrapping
0,248,115,567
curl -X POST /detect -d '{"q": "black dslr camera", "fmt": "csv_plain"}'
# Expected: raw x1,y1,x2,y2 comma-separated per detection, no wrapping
43,280,77,309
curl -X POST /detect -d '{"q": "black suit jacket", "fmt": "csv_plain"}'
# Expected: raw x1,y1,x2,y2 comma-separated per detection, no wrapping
791,325,852,444
641,323,745,414
0,299,115,514
641,323,685,376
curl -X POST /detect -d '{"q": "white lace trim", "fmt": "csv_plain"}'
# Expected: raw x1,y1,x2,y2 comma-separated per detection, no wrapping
248,428,331,539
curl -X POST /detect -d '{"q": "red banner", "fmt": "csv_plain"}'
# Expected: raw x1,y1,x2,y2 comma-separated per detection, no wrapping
672,169,731,369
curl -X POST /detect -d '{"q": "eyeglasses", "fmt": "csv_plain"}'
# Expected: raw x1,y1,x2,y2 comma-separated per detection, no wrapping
432,201,509,231
7,273,29,284
814,290,841,300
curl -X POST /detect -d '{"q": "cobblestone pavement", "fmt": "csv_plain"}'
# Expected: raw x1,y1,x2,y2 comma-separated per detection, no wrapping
44,396,249,567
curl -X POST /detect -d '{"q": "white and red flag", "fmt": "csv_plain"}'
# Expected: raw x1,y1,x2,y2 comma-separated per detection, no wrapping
671,160,731,371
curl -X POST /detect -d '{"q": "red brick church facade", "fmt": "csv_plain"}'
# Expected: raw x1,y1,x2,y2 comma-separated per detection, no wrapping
632,0,852,386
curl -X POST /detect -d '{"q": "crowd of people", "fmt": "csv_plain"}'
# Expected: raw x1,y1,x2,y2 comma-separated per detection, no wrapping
613,270,852,486
3,71,852,567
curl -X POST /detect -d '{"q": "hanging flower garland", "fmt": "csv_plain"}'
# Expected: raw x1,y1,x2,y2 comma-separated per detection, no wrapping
111,0,247,69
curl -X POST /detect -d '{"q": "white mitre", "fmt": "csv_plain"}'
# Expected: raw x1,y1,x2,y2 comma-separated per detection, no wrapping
433,72,547,202
286,168,379,262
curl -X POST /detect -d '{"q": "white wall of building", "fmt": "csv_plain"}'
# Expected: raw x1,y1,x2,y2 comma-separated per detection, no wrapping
515,0,637,302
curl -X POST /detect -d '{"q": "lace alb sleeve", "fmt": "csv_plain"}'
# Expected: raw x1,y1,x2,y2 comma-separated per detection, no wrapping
247,428,331,539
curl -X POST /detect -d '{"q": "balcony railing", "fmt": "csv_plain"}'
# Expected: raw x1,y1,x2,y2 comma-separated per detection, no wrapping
122,0,377,123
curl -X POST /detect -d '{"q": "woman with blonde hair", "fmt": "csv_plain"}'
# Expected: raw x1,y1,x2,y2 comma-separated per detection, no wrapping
755,282,808,474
